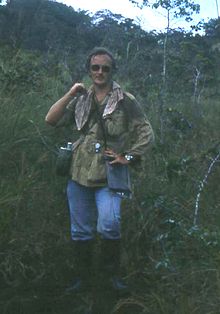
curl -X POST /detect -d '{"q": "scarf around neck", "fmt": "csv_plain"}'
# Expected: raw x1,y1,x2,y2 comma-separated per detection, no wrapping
75,81,124,130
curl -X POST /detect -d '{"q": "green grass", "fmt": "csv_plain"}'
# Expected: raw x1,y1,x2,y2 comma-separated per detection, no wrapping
0,46,220,314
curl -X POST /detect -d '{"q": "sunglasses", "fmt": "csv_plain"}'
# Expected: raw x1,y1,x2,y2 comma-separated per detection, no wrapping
90,64,111,73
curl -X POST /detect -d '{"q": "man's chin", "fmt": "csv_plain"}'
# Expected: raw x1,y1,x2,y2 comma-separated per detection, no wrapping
94,81,107,87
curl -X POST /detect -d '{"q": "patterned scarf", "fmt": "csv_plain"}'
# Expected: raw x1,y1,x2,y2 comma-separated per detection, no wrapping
75,81,124,130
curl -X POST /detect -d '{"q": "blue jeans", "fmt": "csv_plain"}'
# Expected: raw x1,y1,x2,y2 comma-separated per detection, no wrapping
66,180,122,241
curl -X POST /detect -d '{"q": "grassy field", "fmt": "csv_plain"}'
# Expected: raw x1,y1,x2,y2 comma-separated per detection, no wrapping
0,47,220,314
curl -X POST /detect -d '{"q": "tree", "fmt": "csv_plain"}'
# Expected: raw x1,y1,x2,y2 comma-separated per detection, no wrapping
129,0,200,142
204,17,220,39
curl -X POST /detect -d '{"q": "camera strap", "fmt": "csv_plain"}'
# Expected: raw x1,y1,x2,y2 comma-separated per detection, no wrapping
94,100,107,150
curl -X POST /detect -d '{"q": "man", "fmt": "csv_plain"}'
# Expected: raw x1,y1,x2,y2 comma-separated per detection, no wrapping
45,47,154,292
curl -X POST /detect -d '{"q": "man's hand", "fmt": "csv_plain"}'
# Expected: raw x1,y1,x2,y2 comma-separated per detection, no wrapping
69,83,87,97
104,149,129,165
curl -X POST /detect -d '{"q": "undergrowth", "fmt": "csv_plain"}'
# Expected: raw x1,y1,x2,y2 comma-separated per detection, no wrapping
0,47,220,314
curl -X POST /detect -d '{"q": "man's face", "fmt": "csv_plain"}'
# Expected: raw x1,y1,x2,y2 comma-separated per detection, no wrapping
89,54,113,88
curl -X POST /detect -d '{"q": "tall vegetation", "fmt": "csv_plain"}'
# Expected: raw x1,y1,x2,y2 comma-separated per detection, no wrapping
0,0,220,313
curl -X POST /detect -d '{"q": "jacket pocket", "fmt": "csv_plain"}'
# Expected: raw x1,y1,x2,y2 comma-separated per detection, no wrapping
87,154,106,183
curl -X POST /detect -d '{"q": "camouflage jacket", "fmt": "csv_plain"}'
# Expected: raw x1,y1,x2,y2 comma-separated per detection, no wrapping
56,82,154,187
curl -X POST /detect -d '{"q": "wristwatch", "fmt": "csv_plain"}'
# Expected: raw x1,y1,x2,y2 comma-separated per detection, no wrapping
124,154,134,162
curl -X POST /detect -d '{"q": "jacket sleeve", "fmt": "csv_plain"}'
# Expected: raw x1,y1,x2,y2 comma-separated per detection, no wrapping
125,94,154,159
55,97,77,128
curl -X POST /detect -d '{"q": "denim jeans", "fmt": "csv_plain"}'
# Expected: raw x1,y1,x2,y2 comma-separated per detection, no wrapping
66,180,122,241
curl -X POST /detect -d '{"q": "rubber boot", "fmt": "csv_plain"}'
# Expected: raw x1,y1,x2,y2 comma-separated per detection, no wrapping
66,240,93,293
99,239,128,292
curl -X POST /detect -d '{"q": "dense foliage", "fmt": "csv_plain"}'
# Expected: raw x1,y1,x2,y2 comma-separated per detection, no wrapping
0,0,220,313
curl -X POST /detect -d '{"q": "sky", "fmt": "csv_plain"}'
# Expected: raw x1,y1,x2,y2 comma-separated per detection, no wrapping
56,0,220,32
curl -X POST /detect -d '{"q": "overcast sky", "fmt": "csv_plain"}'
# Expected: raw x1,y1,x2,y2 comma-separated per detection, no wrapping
56,0,219,32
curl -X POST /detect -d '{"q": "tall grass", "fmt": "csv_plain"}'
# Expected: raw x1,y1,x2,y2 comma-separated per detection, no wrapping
0,46,220,313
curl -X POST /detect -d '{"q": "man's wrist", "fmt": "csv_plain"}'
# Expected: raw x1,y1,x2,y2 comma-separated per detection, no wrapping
66,90,76,98
124,154,134,162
